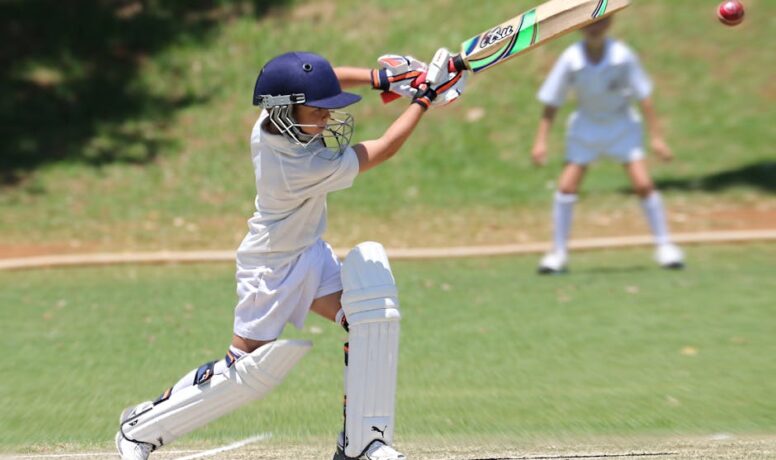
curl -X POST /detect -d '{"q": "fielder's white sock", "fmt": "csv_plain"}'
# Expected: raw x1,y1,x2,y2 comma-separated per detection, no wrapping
641,191,671,246
552,192,577,255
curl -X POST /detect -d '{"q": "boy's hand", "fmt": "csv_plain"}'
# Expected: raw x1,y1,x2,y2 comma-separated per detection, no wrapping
412,68,467,110
427,48,467,107
531,141,548,166
431,70,468,107
651,137,673,162
371,55,428,100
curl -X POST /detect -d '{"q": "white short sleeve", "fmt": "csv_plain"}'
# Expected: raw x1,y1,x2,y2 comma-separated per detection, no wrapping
298,146,360,197
538,52,572,107
626,53,652,100
316,146,359,193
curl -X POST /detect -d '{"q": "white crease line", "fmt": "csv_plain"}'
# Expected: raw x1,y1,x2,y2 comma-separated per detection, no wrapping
173,433,272,460
4,433,271,460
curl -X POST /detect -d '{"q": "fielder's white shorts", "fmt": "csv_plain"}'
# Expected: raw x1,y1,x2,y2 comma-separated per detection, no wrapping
233,239,343,341
565,109,645,165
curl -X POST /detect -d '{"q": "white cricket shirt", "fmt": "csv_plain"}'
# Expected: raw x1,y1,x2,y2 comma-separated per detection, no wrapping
538,39,652,122
237,112,360,267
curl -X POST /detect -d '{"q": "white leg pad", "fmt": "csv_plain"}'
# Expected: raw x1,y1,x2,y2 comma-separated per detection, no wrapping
121,340,311,448
341,242,401,458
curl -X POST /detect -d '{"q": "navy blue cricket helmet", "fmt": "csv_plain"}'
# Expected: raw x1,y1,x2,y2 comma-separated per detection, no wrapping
252,52,359,155
253,52,361,109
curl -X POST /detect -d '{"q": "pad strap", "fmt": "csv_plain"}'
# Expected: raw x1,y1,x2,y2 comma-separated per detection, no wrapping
121,340,311,448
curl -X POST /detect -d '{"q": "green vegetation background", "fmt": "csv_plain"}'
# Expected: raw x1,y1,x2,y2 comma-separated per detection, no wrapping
0,0,773,250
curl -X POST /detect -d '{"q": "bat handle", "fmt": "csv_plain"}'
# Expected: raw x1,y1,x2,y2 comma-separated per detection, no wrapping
448,54,468,73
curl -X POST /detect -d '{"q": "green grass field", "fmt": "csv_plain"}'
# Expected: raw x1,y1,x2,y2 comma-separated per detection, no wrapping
2,244,775,454
1,0,774,251
1,1,775,458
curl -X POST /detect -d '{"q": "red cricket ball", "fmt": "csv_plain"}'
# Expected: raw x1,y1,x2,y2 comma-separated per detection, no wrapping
717,0,745,26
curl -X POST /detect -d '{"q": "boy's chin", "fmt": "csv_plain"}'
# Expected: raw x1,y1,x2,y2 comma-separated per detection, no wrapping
585,36,606,46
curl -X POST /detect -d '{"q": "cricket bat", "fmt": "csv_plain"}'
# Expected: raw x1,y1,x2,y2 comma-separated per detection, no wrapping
426,0,631,83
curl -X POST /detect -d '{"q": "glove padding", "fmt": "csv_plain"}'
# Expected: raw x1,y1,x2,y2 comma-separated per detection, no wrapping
412,62,467,110
371,54,428,101
430,67,467,107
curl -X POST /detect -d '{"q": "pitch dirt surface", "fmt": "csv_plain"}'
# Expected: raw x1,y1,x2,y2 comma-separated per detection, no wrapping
244,436,776,460
6,436,776,459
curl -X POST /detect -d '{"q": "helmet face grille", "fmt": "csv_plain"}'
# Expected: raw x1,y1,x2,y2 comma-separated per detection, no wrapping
267,107,354,158
318,111,355,159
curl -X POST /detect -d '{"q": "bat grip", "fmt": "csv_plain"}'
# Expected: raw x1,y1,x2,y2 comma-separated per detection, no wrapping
449,54,468,72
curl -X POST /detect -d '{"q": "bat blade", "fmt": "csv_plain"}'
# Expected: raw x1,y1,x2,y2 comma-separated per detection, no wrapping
459,0,630,74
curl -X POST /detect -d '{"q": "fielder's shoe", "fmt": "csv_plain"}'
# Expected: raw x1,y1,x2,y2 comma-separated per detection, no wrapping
116,402,155,460
538,250,568,274
655,243,684,269
333,432,406,460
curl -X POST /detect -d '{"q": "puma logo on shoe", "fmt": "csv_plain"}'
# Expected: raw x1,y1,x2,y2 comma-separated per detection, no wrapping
371,425,387,437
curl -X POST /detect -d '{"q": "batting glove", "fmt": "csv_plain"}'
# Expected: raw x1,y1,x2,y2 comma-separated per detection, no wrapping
371,54,428,103
412,68,467,110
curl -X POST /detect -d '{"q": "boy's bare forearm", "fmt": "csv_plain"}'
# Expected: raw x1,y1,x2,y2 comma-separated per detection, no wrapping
639,97,674,160
639,98,663,138
334,67,373,89
535,106,557,143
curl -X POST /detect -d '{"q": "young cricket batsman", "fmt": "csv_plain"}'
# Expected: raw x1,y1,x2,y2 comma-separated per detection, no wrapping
115,51,466,460
531,17,684,273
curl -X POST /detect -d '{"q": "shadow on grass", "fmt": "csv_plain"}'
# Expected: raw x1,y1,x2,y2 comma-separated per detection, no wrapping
656,161,776,194
618,161,776,196
0,0,291,186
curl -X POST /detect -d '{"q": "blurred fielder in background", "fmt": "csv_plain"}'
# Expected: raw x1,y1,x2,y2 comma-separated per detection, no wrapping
115,51,465,460
531,17,684,274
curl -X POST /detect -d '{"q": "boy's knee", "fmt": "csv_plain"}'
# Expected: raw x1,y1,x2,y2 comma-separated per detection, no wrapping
634,183,654,198
558,186,578,195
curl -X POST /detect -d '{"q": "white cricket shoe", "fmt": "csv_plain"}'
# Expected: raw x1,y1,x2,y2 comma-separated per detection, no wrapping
655,243,684,269
333,432,406,460
115,431,153,460
538,250,568,274
116,402,155,460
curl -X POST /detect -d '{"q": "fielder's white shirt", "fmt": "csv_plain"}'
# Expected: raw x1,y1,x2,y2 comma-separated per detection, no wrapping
538,39,652,122
237,111,360,267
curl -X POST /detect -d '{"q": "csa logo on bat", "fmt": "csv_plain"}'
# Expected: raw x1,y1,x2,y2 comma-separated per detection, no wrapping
480,25,515,48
